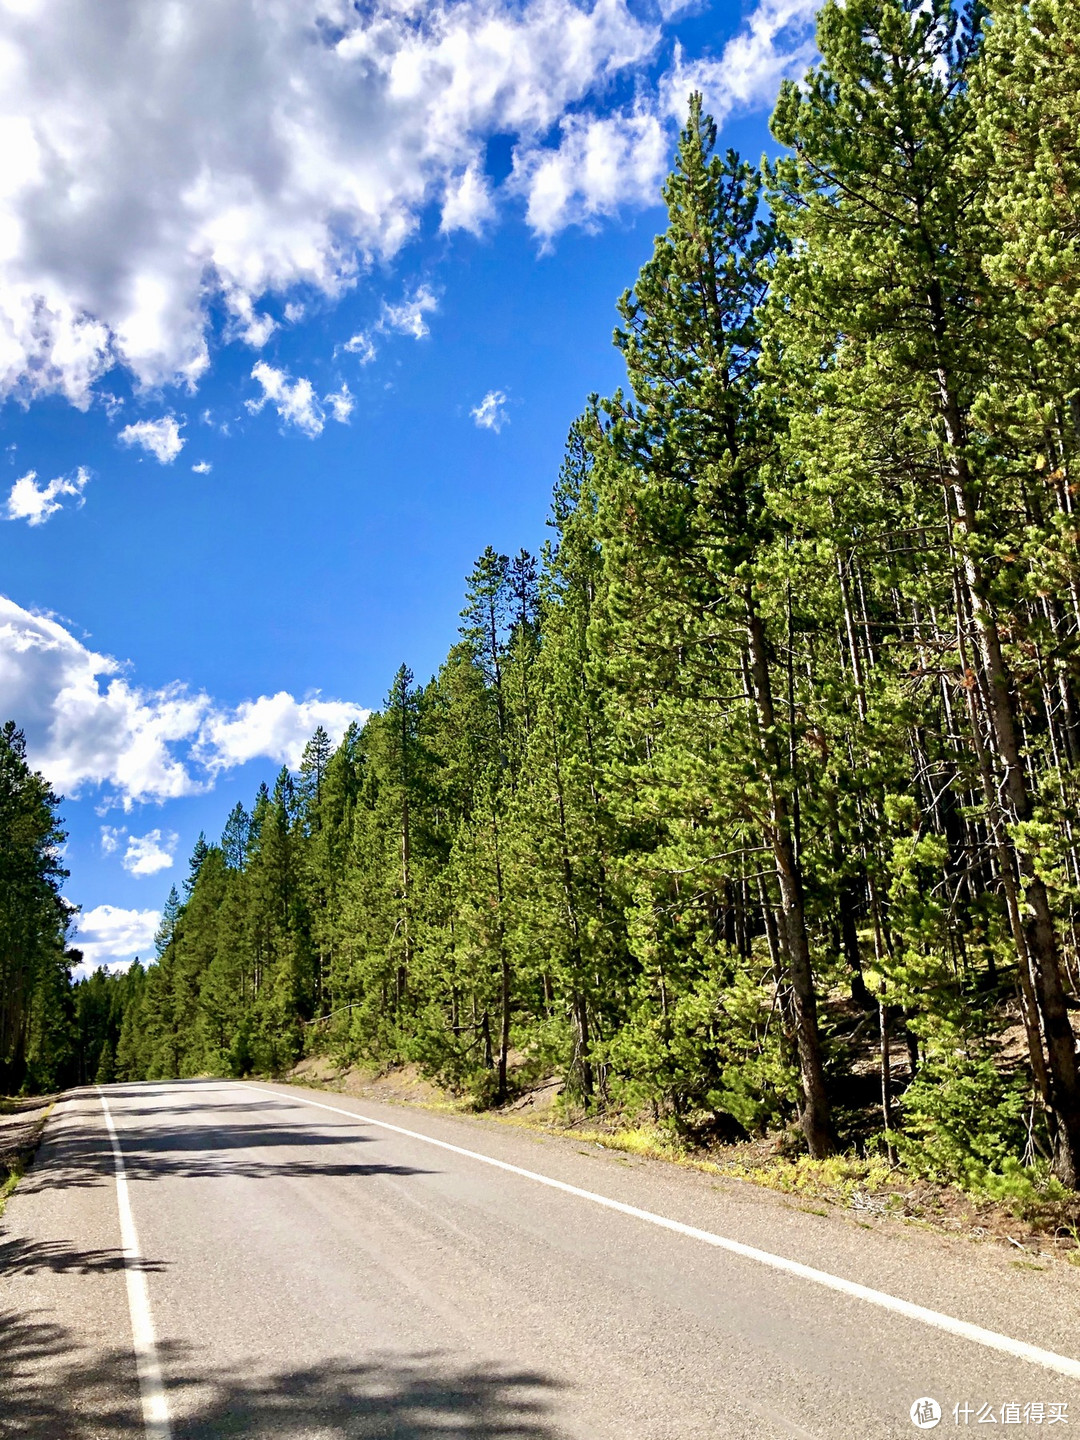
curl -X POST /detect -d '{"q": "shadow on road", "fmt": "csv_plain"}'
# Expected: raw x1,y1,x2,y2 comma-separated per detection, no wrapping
0,1234,166,1277
0,1310,140,1439
0,1312,568,1439
17,1086,436,1195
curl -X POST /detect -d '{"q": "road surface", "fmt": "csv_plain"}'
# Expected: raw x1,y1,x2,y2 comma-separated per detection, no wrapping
3,1079,1080,1437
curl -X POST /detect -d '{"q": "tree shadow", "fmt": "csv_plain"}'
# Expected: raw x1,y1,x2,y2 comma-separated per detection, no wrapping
99,1080,315,1112
98,1101,299,1117
173,1353,566,1439
0,1235,167,1277
0,1311,139,1439
0,1313,569,1439
116,1123,434,1183
17,1089,436,1194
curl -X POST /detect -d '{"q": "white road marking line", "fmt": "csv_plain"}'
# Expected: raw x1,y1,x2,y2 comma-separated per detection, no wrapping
98,1089,172,1440
245,1081,1080,1381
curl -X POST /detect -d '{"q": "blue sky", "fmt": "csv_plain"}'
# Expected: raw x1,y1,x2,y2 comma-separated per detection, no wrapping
0,0,814,970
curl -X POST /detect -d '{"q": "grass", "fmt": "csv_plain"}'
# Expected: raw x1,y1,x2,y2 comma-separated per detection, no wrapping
718,1152,900,1206
509,1113,904,1209
0,1162,26,1219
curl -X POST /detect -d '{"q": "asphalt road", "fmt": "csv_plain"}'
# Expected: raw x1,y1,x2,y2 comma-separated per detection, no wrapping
4,1080,1080,1439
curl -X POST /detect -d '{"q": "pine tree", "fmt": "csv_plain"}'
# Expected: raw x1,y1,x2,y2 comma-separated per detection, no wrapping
184,833,211,896
594,96,832,1154
221,803,252,872
94,1037,115,1085
0,722,73,1092
769,0,1080,1184
504,432,628,1105
155,886,181,958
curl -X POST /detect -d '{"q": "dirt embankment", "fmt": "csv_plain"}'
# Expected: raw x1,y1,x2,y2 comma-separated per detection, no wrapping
0,1095,54,1215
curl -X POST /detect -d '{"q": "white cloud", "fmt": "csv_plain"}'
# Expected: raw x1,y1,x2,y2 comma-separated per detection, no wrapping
662,0,817,124
0,596,206,804
195,692,371,774
514,108,668,237
73,903,160,970
0,0,817,407
6,465,89,525
341,331,377,364
123,828,178,876
100,823,179,874
0,594,369,807
247,362,353,437
118,415,185,464
378,286,439,340
440,163,496,236
324,384,354,424
514,0,818,237
471,389,509,432
191,460,212,474
0,0,663,404
223,289,277,349
247,362,321,435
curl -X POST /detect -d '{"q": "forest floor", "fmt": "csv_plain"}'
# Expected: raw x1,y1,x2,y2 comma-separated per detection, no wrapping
0,1094,54,1217
286,1055,1080,1269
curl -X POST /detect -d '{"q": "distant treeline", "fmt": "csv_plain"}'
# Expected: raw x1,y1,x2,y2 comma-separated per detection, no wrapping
7,0,1080,1195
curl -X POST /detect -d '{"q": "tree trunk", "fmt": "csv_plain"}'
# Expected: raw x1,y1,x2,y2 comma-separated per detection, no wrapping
938,381,1080,1184
880,992,897,1164
746,593,834,1157
572,991,594,1104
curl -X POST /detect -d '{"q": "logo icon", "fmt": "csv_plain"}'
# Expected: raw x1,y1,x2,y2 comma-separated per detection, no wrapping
910,1398,942,1429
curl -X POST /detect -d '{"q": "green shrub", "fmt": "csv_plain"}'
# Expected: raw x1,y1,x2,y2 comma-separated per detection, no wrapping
894,1052,1063,1209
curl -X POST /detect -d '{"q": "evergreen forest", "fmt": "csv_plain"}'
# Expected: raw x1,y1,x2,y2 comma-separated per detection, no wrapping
7,0,1080,1199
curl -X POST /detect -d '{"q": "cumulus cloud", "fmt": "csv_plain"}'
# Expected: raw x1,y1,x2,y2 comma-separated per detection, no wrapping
73,904,160,970
378,286,439,340
440,163,495,236
0,598,204,805
513,108,668,237
513,0,819,236
0,594,369,808
6,466,89,525
195,692,372,773
339,285,437,363
471,389,509,432
101,824,178,874
118,416,185,464
223,289,277,349
191,460,212,474
661,0,818,124
247,362,353,438
123,828,179,876
0,0,816,406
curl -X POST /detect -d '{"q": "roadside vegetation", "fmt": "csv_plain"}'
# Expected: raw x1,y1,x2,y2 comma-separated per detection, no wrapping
0,1096,54,1218
5,0,1080,1216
